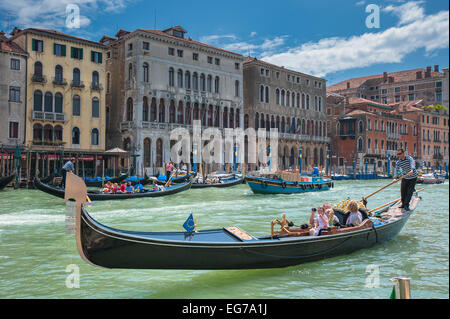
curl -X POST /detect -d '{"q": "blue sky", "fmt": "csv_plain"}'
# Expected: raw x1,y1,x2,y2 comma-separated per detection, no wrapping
0,0,448,85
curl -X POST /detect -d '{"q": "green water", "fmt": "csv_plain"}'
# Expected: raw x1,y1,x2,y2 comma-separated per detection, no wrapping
0,180,448,299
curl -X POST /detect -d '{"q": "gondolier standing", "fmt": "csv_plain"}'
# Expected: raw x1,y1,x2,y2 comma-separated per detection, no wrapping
393,149,418,211
61,158,75,188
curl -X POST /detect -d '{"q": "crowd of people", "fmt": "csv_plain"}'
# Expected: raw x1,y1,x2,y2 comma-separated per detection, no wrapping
100,181,165,194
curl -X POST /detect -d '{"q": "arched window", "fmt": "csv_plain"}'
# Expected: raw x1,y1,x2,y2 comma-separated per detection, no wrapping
73,68,81,85
150,97,157,122
260,113,265,129
159,99,165,122
260,85,264,102
201,104,207,126
186,103,192,125
193,103,199,121
292,92,295,107
185,71,191,89
302,119,306,134
270,115,275,129
44,124,53,142
358,137,364,151
236,108,240,128
255,113,259,130
143,96,149,122
178,101,184,124
54,125,63,141
54,93,63,113
313,148,318,166
91,128,99,145
265,86,269,103
34,61,43,77
156,138,163,167
92,71,99,87
168,67,174,86
296,93,300,108
281,90,285,106
266,114,270,132
230,108,235,128
143,138,151,167
358,120,364,133
235,80,240,97
302,93,305,109
223,107,228,128
276,116,280,131
306,95,310,109
33,90,43,111
276,89,280,105
72,127,80,145
244,113,249,130
169,100,176,123
286,91,290,107
177,69,183,88
55,65,63,82
73,95,81,116
123,137,131,151
33,124,43,142
200,74,206,91
207,75,212,92
143,63,149,82
214,76,220,93
208,105,213,126
126,97,133,121
44,92,53,112
214,105,220,127
128,63,133,80
192,72,198,90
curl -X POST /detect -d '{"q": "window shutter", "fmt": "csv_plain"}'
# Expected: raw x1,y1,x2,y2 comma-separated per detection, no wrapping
80,48,83,60
32,39,37,51
98,52,102,64
54,43,57,55
91,51,94,62
71,47,74,58
62,45,66,56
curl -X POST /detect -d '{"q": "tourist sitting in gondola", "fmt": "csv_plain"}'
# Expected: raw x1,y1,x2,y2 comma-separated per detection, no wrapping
112,183,119,194
345,200,363,227
118,181,127,193
310,206,329,236
125,181,134,193
134,182,144,193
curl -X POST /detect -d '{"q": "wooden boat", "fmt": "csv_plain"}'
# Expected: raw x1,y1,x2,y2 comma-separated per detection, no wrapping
0,174,15,190
84,174,128,187
245,175,333,194
35,176,191,201
191,175,244,188
64,172,421,269
417,173,445,184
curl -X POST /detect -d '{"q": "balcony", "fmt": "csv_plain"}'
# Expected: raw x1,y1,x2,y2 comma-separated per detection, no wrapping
387,132,400,139
433,153,443,160
71,81,85,89
90,83,103,91
33,111,66,122
120,121,134,131
31,74,46,83
32,140,66,147
52,77,67,86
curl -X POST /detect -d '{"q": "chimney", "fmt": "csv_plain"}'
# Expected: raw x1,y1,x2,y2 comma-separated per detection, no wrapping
383,72,388,82
434,65,439,72
416,71,422,79
425,66,431,78
346,82,350,89
9,27,21,37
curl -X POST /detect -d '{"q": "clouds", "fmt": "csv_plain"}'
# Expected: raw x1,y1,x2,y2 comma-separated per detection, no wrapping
0,0,135,32
262,1,449,77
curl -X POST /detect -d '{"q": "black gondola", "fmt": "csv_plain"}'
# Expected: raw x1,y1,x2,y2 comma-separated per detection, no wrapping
191,176,244,188
64,172,422,269
84,174,128,187
0,174,15,190
153,173,193,185
35,176,191,201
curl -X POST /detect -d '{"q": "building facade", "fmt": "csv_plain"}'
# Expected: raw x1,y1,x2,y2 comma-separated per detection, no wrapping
327,66,449,113
243,57,328,171
103,26,244,174
10,28,107,155
0,32,27,152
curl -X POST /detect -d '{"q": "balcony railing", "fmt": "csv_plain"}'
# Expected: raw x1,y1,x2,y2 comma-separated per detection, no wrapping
71,81,85,88
90,83,103,91
32,74,46,83
52,77,67,86
32,111,66,122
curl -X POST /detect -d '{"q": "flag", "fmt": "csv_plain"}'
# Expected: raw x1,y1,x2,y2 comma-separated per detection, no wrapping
290,118,295,133
295,122,301,134
183,213,196,232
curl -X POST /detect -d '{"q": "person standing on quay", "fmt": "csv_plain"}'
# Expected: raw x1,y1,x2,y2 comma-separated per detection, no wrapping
393,149,418,211
61,158,75,188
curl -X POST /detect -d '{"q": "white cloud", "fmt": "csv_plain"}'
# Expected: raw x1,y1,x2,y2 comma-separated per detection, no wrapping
199,34,237,43
262,2,449,77
250,31,257,37
355,1,366,6
0,0,135,32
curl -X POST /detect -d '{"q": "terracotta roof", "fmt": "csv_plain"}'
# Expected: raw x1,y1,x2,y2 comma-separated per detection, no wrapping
136,29,243,57
345,109,372,116
10,28,105,47
0,35,27,55
328,68,444,92
347,97,392,108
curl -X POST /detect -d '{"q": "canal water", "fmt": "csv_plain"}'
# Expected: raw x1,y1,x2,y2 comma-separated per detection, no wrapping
0,180,448,299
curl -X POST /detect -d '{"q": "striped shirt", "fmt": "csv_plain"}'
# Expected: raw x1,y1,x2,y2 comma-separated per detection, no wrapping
393,155,418,179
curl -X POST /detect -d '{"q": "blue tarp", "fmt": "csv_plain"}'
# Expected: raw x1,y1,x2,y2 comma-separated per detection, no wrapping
157,174,167,182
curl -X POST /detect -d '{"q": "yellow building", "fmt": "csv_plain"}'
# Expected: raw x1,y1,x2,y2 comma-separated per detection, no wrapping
11,28,107,155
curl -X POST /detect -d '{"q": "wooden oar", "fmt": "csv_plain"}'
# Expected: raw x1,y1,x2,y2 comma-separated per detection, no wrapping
362,171,413,203
165,172,175,187
368,187,424,215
